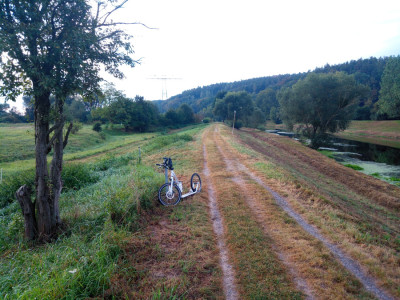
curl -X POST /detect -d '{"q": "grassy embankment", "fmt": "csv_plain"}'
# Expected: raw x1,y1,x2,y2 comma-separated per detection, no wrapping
335,120,400,149
227,125,400,298
0,123,223,298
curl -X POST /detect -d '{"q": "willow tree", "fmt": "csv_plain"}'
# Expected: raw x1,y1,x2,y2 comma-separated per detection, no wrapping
0,0,139,240
278,72,368,148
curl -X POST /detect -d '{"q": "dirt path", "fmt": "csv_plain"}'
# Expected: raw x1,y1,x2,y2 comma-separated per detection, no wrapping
214,144,315,300
202,144,239,300
212,125,394,300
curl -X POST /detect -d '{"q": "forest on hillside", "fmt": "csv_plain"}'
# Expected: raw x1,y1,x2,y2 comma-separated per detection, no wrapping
154,56,390,121
1,56,399,132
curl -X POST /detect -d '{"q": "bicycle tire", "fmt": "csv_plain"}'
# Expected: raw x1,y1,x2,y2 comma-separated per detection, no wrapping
190,173,202,192
158,183,182,206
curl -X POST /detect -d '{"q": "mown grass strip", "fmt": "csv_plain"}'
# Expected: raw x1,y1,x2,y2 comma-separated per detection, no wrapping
221,125,400,299
203,126,304,299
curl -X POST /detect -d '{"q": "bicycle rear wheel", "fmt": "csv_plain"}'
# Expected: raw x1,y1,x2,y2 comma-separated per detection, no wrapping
190,173,202,192
158,183,182,206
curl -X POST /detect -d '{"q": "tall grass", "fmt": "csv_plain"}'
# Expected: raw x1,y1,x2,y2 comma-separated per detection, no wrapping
0,126,200,298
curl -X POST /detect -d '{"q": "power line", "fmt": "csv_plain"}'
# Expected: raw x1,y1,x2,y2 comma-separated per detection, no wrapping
147,76,182,100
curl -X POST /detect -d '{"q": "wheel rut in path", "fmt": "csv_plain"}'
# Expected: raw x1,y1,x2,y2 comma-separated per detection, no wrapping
216,129,394,300
202,144,239,300
212,134,314,300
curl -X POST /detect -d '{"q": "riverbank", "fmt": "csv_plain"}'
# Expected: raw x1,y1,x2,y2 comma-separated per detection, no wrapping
335,120,400,149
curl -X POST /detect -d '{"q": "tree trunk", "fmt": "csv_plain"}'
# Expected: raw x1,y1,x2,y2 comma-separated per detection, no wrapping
16,185,37,240
35,92,53,240
49,98,64,228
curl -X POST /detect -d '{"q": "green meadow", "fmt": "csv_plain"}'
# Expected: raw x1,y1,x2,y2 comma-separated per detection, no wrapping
0,123,208,298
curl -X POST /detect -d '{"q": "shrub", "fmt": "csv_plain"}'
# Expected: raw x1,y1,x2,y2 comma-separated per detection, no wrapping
71,122,83,134
202,118,211,123
257,125,266,131
92,122,102,132
62,163,99,191
234,120,243,129
344,164,364,171
0,169,35,208
106,165,161,229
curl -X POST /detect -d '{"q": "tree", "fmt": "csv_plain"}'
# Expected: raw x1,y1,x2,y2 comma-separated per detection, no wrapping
164,109,181,126
177,103,195,125
278,72,368,148
213,91,254,126
269,106,280,124
22,96,34,122
0,0,139,240
255,88,278,118
376,56,400,119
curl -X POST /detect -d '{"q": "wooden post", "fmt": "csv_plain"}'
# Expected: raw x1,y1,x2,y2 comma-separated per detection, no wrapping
232,110,236,135
138,147,141,164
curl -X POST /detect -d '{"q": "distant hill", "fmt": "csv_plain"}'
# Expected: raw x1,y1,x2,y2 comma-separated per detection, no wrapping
154,57,389,120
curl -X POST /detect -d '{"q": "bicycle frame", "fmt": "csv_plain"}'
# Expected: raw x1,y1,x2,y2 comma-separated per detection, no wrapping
166,169,180,192
157,157,200,202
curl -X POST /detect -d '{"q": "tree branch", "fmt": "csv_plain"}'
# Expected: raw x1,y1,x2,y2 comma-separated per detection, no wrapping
99,0,129,25
97,22,158,30
63,122,73,149
46,119,64,154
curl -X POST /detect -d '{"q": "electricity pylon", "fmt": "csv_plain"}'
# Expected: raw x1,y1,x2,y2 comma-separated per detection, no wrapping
147,76,181,100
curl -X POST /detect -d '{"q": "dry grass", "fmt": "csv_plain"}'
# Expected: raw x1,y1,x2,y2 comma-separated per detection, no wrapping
106,126,224,299
222,125,400,298
335,120,400,149
212,126,375,299
202,126,305,299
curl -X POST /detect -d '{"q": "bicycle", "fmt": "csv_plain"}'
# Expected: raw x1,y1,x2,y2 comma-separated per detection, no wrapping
156,157,202,206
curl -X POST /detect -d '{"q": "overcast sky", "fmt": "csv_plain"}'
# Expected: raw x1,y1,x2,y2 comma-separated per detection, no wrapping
4,0,400,110
107,0,400,100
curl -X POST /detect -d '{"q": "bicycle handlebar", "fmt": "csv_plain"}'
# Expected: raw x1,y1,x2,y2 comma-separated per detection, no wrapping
157,157,174,170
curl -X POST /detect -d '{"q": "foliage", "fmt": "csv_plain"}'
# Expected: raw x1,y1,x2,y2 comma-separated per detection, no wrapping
255,88,278,117
278,72,369,148
61,163,100,191
376,56,400,119
269,106,281,124
213,91,255,126
344,164,364,171
92,122,102,132
0,169,35,208
92,90,159,132
0,0,139,239
71,122,83,134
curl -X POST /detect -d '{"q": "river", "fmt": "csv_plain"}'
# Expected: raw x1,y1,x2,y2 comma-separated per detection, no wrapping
321,136,400,185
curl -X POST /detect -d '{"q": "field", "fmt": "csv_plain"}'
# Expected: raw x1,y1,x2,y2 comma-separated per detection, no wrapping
0,122,399,299
335,120,400,149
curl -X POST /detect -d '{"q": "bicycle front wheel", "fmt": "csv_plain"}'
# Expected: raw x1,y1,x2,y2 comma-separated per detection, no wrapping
158,183,182,206
190,173,202,192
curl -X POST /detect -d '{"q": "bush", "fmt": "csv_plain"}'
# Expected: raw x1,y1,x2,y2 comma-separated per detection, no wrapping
0,169,35,208
92,122,102,132
93,153,134,172
202,118,211,123
257,125,266,131
62,163,100,191
344,164,364,171
234,120,243,129
71,122,83,134
106,165,161,229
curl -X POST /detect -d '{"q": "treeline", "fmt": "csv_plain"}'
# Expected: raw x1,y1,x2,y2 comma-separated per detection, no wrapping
0,84,197,131
155,56,398,121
